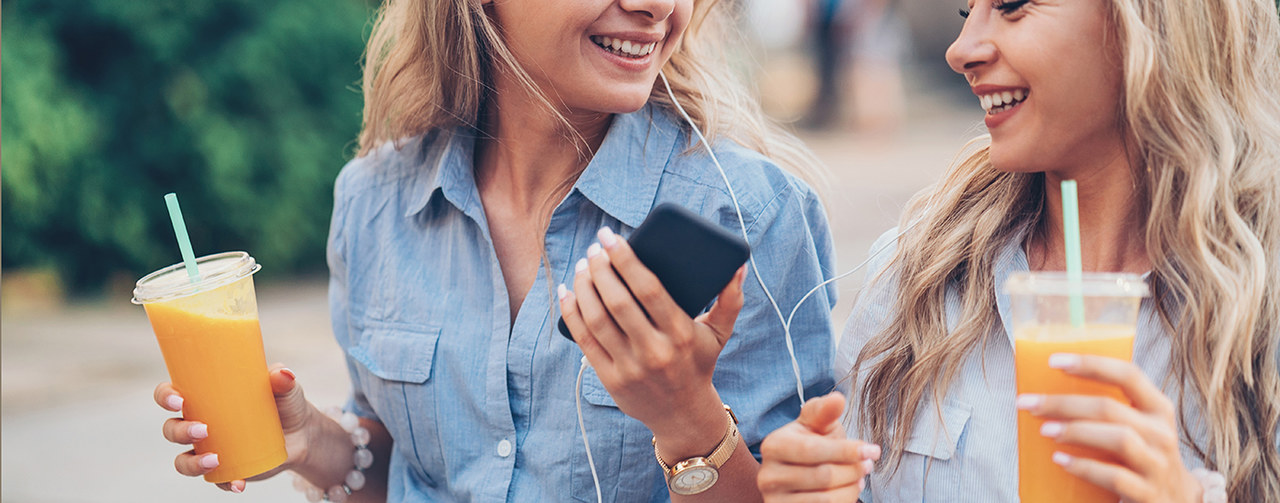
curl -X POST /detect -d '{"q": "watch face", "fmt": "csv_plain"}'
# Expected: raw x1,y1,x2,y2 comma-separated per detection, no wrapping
670,465,718,495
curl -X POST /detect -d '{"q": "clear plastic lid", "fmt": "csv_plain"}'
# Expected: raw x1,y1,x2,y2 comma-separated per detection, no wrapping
131,251,260,304
1003,272,1150,298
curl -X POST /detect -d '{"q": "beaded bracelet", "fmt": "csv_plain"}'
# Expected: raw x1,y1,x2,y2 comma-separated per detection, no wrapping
292,407,373,502
1191,468,1227,503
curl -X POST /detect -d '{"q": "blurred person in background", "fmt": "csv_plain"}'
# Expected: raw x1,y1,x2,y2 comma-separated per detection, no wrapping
758,0,1280,501
803,0,907,131
151,0,839,501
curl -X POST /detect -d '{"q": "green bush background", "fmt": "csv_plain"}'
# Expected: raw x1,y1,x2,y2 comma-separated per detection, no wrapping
3,0,372,293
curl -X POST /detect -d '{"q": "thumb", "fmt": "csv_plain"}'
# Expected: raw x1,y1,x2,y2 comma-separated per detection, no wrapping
796,391,846,436
267,364,310,431
700,266,746,345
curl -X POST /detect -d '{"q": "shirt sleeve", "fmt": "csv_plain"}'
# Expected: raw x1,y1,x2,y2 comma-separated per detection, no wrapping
327,163,378,420
711,176,838,458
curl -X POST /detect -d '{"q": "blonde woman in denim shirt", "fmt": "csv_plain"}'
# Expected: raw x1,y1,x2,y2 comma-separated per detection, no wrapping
757,0,1280,502
152,0,838,501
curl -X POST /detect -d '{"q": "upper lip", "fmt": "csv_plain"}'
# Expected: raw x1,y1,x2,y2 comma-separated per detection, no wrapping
970,84,1029,96
591,31,665,44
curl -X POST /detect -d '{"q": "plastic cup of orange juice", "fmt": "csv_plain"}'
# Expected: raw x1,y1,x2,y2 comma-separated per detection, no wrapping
132,251,286,483
1004,272,1149,503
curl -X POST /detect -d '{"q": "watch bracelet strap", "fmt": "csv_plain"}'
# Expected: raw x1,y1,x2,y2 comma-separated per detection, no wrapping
654,405,739,471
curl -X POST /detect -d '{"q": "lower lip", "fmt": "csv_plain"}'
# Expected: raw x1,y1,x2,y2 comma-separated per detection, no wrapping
984,99,1025,129
593,41,656,71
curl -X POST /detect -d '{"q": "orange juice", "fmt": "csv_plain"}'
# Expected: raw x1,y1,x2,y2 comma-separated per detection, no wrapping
1015,325,1134,503
143,291,286,483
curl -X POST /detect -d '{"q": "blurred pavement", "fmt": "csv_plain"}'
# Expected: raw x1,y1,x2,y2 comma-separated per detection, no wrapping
1,73,984,503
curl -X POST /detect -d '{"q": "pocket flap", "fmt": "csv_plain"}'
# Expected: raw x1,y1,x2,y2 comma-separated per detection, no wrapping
580,366,618,407
348,322,442,383
902,399,971,460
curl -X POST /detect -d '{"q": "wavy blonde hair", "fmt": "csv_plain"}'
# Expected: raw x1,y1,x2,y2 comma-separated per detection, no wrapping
355,0,825,189
852,0,1280,500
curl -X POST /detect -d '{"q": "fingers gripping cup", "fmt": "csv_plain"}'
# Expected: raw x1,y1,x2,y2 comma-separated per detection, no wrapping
133,252,287,483
1004,272,1149,503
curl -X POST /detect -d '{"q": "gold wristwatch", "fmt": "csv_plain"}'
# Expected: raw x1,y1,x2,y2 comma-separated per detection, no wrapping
653,404,740,496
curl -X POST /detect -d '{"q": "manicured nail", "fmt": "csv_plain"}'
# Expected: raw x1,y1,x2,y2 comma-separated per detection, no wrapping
557,284,567,301
1048,353,1081,370
1040,421,1064,438
200,454,220,469
279,368,296,381
597,226,617,248
587,243,601,258
166,395,184,411
861,459,875,474
860,444,882,460
1052,451,1072,466
1016,394,1043,411
575,258,588,272
189,423,209,440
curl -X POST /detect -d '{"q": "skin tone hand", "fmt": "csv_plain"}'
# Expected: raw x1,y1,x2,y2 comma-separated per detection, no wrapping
558,226,745,448
1017,354,1203,503
757,391,880,502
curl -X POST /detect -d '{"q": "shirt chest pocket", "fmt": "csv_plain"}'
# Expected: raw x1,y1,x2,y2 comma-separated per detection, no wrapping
348,322,447,486
573,367,665,502
873,399,972,503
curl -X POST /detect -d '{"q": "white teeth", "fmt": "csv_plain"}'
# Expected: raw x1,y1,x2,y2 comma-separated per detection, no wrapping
592,36,656,58
978,89,1029,113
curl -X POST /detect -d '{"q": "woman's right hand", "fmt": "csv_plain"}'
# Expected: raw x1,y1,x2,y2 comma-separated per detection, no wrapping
757,391,881,502
153,363,317,493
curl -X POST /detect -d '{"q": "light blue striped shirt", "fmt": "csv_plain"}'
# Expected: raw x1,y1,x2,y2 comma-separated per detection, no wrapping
327,104,837,502
837,228,1228,502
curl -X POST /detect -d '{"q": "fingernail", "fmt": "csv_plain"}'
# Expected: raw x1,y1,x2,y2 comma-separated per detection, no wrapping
557,284,567,301
1048,353,1081,370
861,459,875,474
1052,451,1072,466
587,243,601,258
1015,394,1043,411
166,395,184,411
597,226,617,247
189,423,209,440
575,258,588,272
860,444,882,460
200,454,220,469
279,368,296,381
1040,421,1063,438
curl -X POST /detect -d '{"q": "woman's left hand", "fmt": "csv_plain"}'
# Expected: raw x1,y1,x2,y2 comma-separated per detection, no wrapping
1017,354,1204,503
558,226,746,446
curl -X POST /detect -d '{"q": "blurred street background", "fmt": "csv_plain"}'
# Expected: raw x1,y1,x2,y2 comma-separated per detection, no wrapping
2,1,985,501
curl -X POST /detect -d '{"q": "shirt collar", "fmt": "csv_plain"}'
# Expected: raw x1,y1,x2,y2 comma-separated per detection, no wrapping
992,226,1032,343
404,104,680,229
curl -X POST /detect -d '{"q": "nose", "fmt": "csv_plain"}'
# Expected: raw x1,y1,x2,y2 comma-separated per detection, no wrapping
618,0,676,21
945,15,997,77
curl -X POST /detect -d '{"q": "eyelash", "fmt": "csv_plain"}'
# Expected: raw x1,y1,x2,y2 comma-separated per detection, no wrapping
959,0,1030,18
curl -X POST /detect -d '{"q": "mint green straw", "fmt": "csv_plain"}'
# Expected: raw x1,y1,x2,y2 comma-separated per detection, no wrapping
164,193,201,284
1061,180,1085,327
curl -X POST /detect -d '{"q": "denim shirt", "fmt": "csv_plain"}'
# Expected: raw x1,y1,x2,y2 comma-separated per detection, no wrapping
836,228,1233,502
327,104,837,502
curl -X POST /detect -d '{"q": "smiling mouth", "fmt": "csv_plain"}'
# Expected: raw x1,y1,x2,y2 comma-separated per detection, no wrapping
980,89,1029,115
590,36,657,59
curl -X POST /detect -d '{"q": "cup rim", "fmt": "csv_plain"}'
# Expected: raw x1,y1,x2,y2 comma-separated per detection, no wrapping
1003,271,1150,297
131,251,260,304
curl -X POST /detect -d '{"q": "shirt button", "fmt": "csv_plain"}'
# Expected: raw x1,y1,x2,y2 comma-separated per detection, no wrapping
497,439,513,458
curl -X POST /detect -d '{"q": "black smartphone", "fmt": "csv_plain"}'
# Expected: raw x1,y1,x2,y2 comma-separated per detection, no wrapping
558,203,751,341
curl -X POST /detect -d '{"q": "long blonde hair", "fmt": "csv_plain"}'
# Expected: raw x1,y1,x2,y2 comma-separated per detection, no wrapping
355,0,824,188
853,1,1280,500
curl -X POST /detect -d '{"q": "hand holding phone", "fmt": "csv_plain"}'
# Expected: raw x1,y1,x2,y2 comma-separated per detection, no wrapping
558,203,750,341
